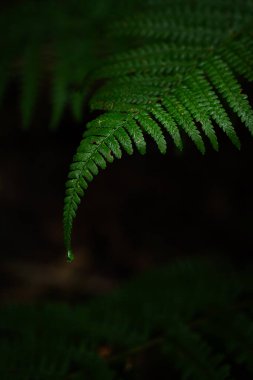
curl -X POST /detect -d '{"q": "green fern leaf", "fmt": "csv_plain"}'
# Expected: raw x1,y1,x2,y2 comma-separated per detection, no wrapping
205,57,253,136
1,258,252,379
124,118,147,155
189,73,242,149
65,8,253,255
114,127,134,155
64,113,131,252
164,323,230,380
177,84,219,151
221,36,253,83
134,111,167,154
23,0,248,255
150,104,183,150
202,313,253,375
162,96,206,153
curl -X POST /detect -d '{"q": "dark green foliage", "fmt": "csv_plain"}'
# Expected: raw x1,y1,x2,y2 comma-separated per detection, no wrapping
62,0,253,255
1,3,253,379
0,1,252,254
0,0,136,126
1,258,253,379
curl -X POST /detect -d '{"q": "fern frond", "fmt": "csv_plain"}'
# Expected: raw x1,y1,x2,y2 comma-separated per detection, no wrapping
109,2,253,42
226,314,253,374
64,113,130,253
64,3,253,253
202,313,253,375
91,83,159,109
220,36,253,82
150,104,183,150
134,111,167,154
124,117,147,155
175,83,219,151
164,323,229,380
186,72,242,149
0,1,252,256
205,57,253,136
94,43,205,80
1,258,252,379
162,95,206,153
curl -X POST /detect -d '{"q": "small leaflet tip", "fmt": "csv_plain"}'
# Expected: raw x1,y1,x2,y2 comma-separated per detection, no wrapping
67,249,74,263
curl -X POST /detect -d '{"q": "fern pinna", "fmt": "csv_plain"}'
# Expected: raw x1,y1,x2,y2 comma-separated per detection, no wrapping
1,258,253,379
62,0,253,259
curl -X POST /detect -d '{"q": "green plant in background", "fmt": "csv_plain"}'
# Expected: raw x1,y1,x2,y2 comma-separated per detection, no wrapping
1,258,253,379
0,0,122,128
0,0,253,379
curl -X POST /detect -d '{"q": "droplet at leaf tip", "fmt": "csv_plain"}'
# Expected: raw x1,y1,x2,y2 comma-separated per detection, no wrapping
67,249,74,263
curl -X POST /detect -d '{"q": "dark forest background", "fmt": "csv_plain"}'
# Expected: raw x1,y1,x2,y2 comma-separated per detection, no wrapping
0,77,253,304
0,0,252,306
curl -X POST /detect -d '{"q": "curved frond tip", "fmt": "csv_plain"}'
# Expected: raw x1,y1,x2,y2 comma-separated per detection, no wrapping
67,249,74,263
63,2,253,258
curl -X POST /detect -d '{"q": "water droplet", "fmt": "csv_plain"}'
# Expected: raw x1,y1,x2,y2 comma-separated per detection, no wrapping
67,249,74,263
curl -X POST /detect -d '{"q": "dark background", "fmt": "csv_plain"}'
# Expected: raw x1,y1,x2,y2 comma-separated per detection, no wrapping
0,78,253,304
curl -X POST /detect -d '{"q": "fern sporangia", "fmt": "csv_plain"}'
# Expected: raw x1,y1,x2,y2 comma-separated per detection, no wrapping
1,258,253,379
61,0,253,259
